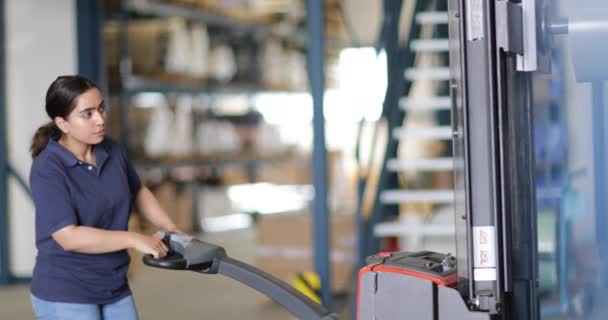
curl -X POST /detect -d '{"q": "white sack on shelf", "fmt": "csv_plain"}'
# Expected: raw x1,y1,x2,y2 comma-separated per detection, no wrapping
217,121,241,153
165,17,192,74
197,120,241,154
144,102,174,157
189,23,209,77
208,44,237,83
285,49,306,91
171,95,194,156
248,0,294,14
260,39,284,87
197,121,219,154
254,123,283,152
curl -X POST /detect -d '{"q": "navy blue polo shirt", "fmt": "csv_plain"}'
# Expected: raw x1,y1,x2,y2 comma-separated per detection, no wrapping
30,137,142,304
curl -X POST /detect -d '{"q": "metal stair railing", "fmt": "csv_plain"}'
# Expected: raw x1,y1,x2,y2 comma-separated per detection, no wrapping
356,0,451,268
355,0,431,269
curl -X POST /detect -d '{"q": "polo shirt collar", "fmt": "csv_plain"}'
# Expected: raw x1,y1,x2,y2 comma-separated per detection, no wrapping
47,139,111,169
95,142,110,171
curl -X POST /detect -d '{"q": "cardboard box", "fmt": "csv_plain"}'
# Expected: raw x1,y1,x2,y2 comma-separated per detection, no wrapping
139,182,196,233
256,155,311,185
256,151,340,186
255,212,355,294
104,19,171,74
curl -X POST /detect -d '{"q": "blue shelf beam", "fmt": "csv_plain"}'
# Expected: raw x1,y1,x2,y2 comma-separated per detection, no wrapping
132,151,293,171
77,0,105,88
116,75,289,95
306,0,331,310
122,0,269,34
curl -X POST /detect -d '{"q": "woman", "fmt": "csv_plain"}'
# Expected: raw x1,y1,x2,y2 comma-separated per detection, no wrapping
29,75,179,319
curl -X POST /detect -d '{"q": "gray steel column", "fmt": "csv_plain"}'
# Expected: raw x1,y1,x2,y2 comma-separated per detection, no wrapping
592,82,607,286
306,0,331,308
0,0,9,285
500,58,539,320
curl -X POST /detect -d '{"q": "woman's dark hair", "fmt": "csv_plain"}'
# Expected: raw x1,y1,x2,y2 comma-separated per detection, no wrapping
30,75,99,157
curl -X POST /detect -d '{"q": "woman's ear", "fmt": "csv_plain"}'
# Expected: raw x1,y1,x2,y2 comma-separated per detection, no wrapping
54,116,69,134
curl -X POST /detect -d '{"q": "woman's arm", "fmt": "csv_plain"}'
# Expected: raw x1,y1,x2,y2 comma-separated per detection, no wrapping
133,186,180,232
52,225,168,258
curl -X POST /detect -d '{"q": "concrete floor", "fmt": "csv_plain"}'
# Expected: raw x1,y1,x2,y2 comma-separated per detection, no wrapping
0,228,299,320
1,219,598,319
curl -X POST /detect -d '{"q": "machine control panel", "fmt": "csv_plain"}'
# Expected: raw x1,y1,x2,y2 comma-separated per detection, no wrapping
363,251,458,287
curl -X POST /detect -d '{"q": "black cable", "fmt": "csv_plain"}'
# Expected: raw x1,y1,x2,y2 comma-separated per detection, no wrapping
6,164,32,199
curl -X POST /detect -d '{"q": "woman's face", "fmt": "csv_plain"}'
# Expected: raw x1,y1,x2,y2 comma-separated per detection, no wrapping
57,88,106,146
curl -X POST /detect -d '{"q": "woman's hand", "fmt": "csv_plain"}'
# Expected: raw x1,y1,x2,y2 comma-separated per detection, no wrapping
130,232,169,259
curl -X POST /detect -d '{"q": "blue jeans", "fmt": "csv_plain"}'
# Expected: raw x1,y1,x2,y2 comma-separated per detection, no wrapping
30,294,139,320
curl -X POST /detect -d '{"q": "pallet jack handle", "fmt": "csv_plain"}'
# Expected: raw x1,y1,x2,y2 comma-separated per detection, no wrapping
143,231,339,320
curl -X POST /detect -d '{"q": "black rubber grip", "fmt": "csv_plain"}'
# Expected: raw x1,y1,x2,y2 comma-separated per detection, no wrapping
142,252,188,270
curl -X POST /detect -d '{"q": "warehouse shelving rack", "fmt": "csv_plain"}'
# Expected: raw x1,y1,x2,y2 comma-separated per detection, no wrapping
105,0,314,238
0,2,335,308
110,0,300,158
106,2,337,310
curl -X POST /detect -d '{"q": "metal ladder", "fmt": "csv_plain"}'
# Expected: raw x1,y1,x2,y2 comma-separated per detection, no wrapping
357,1,452,265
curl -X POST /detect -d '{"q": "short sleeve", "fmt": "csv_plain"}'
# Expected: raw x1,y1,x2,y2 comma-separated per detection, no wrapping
30,159,78,237
117,143,142,195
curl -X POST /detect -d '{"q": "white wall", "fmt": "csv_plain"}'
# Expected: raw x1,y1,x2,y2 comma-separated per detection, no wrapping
5,0,77,277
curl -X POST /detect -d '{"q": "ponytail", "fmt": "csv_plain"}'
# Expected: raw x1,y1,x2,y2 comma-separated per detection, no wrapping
33,75,99,157
30,121,59,158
